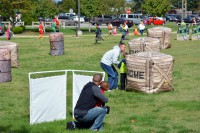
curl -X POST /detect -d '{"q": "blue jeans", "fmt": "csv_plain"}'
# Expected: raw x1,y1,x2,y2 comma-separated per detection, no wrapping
78,107,107,131
100,62,118,90
139,29,144,35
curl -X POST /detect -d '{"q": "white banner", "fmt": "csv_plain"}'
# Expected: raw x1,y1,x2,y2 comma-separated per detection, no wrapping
72,74,93,116
30,75,66,124
29,70,105,124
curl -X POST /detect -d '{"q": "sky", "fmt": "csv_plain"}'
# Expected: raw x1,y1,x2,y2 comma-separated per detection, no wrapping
54,0,62,2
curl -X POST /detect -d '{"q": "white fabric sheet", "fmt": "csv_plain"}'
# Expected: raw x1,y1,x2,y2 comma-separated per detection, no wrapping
30,75,66,124
72,74,93,115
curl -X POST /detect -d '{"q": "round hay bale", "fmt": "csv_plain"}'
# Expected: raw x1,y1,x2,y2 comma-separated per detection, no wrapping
126,51,174,94
49,32,64,56
147,27,172,49
0,48,11,82
0,41,19,67
128,37,160,54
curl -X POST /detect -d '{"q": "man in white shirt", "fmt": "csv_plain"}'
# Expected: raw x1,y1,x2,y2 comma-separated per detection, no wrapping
100,43,126,90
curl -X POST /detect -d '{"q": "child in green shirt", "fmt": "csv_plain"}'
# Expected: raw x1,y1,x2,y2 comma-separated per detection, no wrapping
118,52,128,90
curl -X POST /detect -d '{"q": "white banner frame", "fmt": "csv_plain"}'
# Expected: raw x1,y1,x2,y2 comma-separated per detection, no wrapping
29,69,105,124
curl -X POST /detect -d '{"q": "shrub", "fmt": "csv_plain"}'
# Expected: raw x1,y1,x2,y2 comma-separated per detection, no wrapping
12,26,23,34
20,26,26,31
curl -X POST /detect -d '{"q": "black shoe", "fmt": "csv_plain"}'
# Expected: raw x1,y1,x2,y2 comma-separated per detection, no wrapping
66,121,76,130
106,106,110,114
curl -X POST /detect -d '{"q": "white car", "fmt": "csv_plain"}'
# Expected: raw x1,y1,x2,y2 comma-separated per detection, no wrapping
71,16,85,23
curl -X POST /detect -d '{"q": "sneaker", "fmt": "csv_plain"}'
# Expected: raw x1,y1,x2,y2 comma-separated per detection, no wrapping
66,121,76,130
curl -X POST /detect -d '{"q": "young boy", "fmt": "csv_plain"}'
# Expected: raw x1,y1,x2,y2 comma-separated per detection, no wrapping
107,22,113,36
118,52,128,90
38,22,44,39
95,81,109,107
95,81,110,114
95,24,104,43
6,24,12,40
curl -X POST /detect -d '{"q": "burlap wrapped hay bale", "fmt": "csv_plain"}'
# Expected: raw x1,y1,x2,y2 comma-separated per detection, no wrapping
49,32,64,56
0,41,19,67
128,37,160,54
0,48,11,82
147,27,172,49
126,51,174,94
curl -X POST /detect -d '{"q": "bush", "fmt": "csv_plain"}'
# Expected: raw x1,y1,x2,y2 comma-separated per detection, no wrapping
12,26,24,34
20,26,26,31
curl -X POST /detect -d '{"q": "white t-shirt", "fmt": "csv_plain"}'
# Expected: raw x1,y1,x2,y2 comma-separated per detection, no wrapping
138,24,145,30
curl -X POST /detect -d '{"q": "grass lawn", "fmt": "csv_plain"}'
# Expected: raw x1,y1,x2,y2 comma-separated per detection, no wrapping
0,23,200,133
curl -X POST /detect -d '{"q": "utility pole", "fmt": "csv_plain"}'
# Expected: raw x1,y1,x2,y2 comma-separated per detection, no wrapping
181,0,187,20
78,0,80,31
77,0,82,36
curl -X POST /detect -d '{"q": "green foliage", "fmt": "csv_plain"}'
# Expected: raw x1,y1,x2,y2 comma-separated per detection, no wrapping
58,0,77,13
20,25,26,31
142,0,170,16
0,0,31,27
12,26,23,34
171,0,200,13
22,3,38,25
80,0,100,17
34,0,59,19
80,0,125,17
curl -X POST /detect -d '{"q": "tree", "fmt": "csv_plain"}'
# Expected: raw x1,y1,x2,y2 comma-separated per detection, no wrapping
0,0,31,27
34,0,58,19
58,0,77,13
142,0,170,17
132,0,144,13
108,0,126,15
80,0,100,31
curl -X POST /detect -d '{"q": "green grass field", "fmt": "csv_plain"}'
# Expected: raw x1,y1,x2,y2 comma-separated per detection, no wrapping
0,23,200,133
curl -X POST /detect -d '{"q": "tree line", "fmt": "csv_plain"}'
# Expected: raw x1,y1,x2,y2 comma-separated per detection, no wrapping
0,0,199,27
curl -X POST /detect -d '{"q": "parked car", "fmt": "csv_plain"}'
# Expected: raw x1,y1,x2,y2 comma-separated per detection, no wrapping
148,17,165,25
165,15,176,22
184,15,200,23
38,17,53,22
111,18,133,28
59,18,78,26
71,16,85,23
0,23,5,36
58,13,70,20
174,15,182,23
84,16,90,22
90,15,112,25
120,13,143,24
142,15,150,25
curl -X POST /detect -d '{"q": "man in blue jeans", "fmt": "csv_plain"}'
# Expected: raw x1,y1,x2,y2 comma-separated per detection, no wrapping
67,74,108,131
100,43,126,90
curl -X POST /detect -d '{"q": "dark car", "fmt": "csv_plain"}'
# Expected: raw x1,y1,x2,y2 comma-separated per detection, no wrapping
165,15,174,22
111,18,133,28
183,16,193,23
174,15,182,23
0,23,5,36
184,15,200,23
90,15,112,25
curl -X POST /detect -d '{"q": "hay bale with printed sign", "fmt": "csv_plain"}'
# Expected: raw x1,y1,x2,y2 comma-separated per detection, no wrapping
0,41,19,68
128,37,160,54
147,27,172,49
177,24,189,41
0,48,11,82
191,24,200,40
49,32,64,56
126,51,174,94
